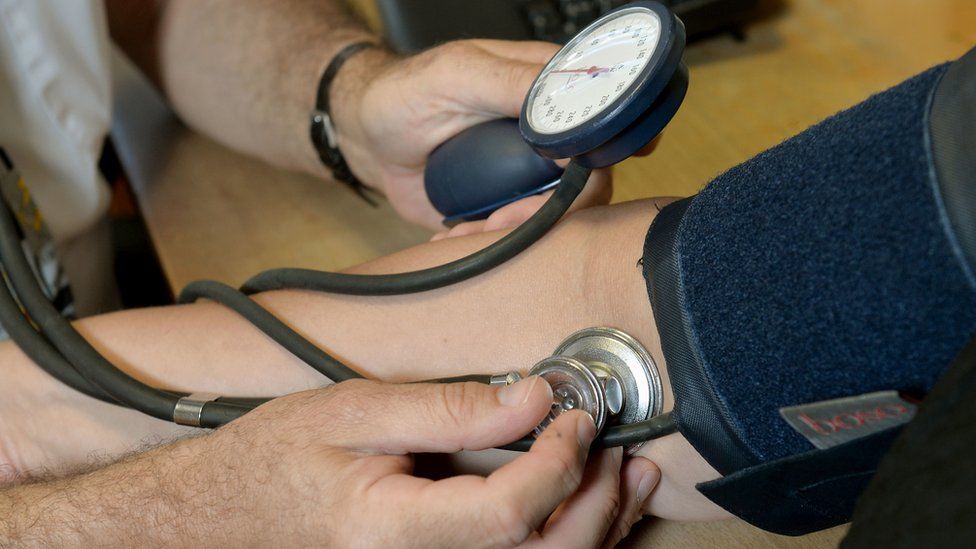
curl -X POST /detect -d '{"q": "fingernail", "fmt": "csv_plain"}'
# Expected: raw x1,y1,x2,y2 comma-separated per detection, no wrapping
497,376,541,407
577,413,597,446
637,468,661,506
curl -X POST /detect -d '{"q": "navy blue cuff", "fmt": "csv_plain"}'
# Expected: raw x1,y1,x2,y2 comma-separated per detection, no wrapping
697,427,900,536
640,53,976,536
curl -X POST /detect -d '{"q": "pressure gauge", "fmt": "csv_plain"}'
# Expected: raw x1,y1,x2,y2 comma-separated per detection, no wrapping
519,1,687,168
425,1,687,222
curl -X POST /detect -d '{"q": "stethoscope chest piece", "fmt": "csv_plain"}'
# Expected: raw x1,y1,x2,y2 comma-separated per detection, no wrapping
529,327,663,451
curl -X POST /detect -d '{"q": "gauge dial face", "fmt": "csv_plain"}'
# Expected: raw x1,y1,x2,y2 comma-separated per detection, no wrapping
526,8,662,135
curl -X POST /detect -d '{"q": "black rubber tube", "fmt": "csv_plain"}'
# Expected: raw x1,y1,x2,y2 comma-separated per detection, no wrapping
0,267,273,411
237,163,590,296
423,374,496,384
500,412,677,452
177,280,362,382
0,265,117,404
0,198,252,424
600,411,677,447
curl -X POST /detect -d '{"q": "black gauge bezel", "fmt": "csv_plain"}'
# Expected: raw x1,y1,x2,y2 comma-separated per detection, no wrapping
519,1,685,160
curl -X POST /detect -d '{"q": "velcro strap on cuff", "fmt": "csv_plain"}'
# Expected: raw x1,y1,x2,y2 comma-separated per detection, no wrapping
696,427,901,536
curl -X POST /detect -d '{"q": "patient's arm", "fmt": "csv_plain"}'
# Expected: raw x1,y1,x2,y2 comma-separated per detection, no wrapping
0,198,728,521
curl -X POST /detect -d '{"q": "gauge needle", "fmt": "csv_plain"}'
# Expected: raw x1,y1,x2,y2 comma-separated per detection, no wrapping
552,65,610,76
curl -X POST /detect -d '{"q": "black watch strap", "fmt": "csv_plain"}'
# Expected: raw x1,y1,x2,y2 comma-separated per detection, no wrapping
310,41,378,205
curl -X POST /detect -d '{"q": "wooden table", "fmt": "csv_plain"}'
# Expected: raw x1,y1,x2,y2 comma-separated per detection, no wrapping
111,0,976,546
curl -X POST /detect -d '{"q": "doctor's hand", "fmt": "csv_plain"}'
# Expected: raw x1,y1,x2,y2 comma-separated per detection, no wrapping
209,377,659,547
329,40,613,231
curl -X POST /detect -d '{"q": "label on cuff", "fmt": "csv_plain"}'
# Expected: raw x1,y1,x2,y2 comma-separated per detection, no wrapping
779,391,917,450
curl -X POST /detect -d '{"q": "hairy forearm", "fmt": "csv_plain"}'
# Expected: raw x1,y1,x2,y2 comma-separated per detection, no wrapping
1,436,201,546
0,428,290,547
108,0,381,176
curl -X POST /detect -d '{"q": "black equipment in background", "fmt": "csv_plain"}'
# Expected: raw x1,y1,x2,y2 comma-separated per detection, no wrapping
377,0,760,53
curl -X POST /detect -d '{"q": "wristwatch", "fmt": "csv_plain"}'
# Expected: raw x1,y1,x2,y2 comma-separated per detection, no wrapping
310,41,378,204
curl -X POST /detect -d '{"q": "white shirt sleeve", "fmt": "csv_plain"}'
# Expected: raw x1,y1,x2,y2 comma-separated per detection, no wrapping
0,0,112,242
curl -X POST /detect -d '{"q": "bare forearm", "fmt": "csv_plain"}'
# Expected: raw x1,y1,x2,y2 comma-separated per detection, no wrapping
109,0,381,176
0,202,655,475
0,199,729,520
0,435,231,546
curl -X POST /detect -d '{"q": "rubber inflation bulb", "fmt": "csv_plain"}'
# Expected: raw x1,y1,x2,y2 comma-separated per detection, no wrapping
424,118,565,224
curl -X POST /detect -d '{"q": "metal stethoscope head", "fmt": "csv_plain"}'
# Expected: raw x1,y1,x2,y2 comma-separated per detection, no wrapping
520,327,666,453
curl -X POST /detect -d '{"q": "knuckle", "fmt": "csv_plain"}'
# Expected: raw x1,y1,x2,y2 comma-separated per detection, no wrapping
430,41,494,84
441,39,478,57
610,522,633,547
428,40,475,68
431,382,484,434
608,503,643,546
598,490,622,532
504,62,533,89
548,449,585,495
324,380,385,435
484,499,535,547
325,379,369,412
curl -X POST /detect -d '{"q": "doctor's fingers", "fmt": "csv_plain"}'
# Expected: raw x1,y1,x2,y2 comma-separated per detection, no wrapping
521,447,625,549
323,377,552,454
467,39,562,66
428,40,554,120
375,411,597,547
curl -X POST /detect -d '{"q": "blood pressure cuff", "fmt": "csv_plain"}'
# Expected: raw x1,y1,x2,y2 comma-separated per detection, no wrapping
642,47,976,536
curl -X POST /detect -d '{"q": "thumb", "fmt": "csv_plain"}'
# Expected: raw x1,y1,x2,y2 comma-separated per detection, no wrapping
451,49,548,119
328,377,553,454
